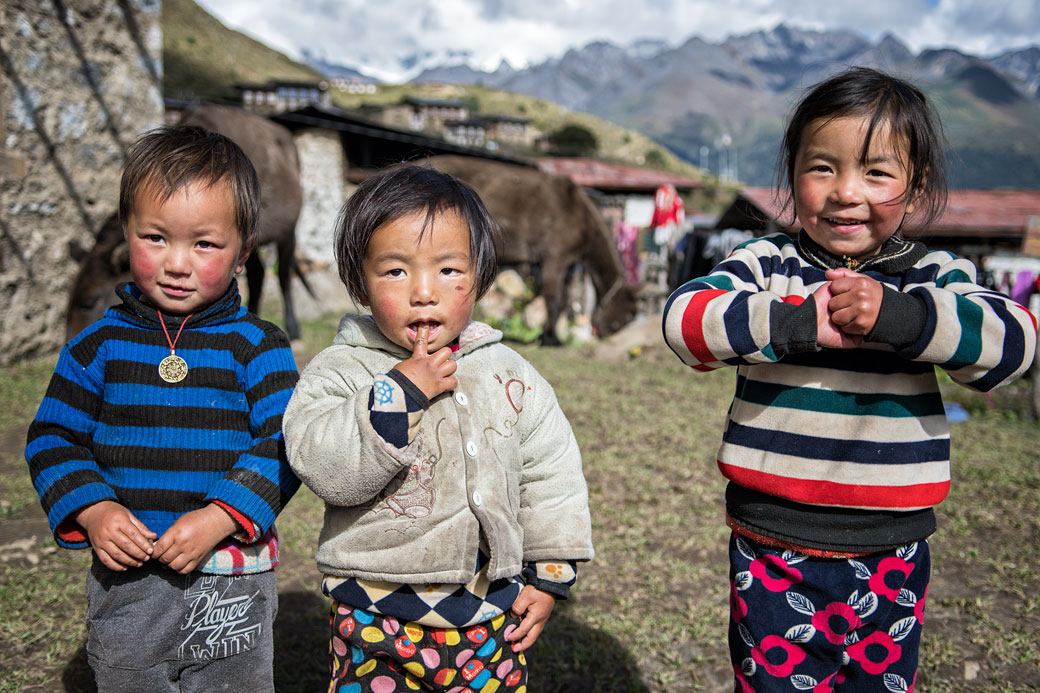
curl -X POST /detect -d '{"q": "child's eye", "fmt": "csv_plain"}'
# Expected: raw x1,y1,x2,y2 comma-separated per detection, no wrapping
441,267,462,276
386,268,404,277
146,234,164,243
809,164,831,173
867,168,893,178
197,240,214,249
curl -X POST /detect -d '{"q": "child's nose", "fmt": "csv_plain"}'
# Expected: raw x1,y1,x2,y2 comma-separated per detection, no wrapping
163,247,191,275
830,172,864,204
410,273,437,305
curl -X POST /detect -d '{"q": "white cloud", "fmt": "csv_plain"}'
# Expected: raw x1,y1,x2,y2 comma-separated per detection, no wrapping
194,0,1040,82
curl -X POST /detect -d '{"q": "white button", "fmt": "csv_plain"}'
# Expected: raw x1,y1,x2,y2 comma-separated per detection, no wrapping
466,441,478,456
472,491,483,506
455,392,468,406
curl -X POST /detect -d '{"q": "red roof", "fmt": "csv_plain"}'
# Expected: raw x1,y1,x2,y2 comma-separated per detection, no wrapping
536,157,703,193
737,188,1040,238
740,187,790,224
911,189,1040,236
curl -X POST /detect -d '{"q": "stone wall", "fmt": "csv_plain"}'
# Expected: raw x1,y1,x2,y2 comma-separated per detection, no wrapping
294,126,347,268
0,0,163,365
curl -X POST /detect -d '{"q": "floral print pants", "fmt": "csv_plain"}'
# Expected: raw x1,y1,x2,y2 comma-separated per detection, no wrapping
328,601,528,693
728,533,929,692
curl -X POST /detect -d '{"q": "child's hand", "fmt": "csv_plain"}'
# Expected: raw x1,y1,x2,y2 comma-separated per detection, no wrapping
393,324,457,400
74,500,157,571
152,504,239,574
813,282,863,349
506,585,556,652
825,268,884,336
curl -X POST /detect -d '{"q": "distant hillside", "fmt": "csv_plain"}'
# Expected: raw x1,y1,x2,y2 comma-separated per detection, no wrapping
162,0,711,188
163,0,323,101
416,26,1040,189
329,82,708,182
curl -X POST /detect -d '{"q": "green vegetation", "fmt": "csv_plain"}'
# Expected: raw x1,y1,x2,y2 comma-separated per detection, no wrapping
163,0,324,101
546,123,600,157
1,313,1037,690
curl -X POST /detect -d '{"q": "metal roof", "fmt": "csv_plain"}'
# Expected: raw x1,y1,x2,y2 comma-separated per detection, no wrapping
535,157,704,193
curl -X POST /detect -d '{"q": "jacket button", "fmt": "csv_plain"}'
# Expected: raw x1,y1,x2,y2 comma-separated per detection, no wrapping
455,392,468,406
466,441,478,456
472,491,483,506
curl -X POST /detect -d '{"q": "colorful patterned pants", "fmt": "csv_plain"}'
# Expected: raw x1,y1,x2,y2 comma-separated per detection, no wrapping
728,533,930,692
329,601,528,692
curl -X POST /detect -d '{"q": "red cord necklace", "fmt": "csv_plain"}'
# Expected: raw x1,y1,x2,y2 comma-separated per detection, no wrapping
157,311,192,383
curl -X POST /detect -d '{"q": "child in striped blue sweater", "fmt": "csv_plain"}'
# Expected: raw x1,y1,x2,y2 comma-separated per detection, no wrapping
663,68,1036,692
25,126,300,691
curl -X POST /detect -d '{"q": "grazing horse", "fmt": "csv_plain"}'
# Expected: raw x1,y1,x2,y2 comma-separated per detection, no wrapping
425,155,638,343
66,105,307,340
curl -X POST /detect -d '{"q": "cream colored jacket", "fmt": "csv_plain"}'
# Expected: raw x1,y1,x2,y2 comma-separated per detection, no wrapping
283,315,594,583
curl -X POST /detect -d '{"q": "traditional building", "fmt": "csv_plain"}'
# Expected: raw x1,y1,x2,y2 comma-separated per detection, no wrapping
236,80,331,115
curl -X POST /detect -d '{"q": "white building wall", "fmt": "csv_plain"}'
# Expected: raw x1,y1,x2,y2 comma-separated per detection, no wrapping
294,128,347,267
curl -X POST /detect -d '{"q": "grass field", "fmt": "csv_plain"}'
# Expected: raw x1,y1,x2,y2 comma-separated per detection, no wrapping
1,313,1038,692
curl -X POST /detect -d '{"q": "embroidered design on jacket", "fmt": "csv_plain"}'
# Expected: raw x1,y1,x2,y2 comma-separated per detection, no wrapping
379,419,445,519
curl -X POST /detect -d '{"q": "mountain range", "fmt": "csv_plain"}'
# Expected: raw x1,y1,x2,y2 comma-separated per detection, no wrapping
396,26,1040,189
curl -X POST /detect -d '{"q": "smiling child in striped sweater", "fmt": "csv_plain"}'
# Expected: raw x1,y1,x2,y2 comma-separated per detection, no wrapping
663,68,1036,692
25,125,300,692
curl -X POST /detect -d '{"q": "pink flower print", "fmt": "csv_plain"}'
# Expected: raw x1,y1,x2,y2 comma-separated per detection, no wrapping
813,669,845,693
869,556,914,601
751,634,806,678
812,602,862,645
914,583,928,624
731,583,748,623
847,630,901,675
733,664,756,693
749,554,803,592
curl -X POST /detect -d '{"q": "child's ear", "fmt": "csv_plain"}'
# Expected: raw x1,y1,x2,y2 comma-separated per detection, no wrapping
235,242,254,275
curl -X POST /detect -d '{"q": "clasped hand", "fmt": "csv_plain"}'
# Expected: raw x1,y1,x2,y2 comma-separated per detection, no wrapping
813,268,884,349
75,501,238,574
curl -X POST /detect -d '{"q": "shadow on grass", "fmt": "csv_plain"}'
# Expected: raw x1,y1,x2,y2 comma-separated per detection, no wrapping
60,647,94,691
60,591,646,692
273,589,333,691
527,611,647,692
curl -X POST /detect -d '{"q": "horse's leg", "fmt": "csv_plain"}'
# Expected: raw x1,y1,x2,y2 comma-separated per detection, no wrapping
277,231,300,341
538,255,568,346
245,251,264,316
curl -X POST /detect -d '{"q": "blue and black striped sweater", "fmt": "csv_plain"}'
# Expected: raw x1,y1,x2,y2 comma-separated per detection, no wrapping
26,281,300,569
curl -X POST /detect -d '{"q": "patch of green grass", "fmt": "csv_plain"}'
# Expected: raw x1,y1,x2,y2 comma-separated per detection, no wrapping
0,353,56,431
0,552,93,692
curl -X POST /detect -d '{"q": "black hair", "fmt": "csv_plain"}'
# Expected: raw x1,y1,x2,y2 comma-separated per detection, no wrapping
334,164,499,304
776,66,948,229
120,125,261,251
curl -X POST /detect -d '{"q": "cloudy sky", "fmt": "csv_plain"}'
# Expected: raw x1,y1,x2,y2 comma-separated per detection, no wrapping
195,0,1040,83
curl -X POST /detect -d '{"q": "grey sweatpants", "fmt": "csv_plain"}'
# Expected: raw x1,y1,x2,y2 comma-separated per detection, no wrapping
84,557,277,692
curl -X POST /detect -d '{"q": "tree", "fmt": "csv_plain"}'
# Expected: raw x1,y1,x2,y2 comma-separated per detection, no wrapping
644,148,667,168
547,124,598,157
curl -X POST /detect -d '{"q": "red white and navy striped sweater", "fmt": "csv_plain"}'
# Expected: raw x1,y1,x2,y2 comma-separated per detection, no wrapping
25,281,300,574
663,232,1037,553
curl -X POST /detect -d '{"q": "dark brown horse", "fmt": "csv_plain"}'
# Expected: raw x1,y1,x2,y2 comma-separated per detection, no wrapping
425,155,638,343
66,105,307,340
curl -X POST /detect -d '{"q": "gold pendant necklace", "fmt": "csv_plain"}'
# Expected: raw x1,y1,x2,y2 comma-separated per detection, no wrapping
157,311,192,383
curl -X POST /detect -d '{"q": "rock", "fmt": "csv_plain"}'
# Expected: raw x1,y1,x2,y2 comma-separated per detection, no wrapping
477,289,513,322
494,269,527,299
523,296,548,329
592,313,664,361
